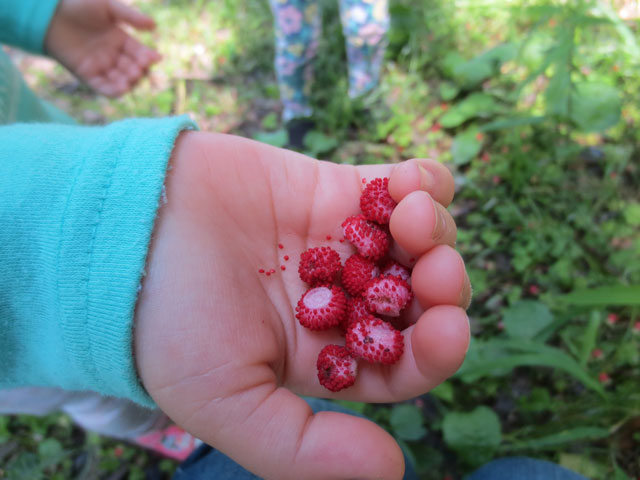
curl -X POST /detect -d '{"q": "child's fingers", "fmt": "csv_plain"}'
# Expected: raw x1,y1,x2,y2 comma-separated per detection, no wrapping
412,245,471,309
124,37,161,70
116,55,142,84
389,190,457,257
336,305,469,401
389,158,455,207
195,386,405,480
109,0,156,30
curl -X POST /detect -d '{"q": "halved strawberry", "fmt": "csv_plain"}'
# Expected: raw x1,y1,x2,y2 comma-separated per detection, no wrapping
342,254,380,296
295,285,346,330
360,177,396,224
316,345,357,392
298,246,342,286
346,316,404,365
343,297,373,332
341,215,389,261
363,275,412,317
380,260,411,285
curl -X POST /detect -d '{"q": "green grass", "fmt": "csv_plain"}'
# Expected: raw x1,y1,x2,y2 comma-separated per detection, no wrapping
4,0,640,478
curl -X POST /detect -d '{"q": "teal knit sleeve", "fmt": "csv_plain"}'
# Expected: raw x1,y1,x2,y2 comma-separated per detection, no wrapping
0,0,60,54
0,116,197,407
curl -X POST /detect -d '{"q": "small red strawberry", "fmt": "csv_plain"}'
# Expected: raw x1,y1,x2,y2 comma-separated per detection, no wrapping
363,275,412,317
296,285,347,330
342,254,380,296
360,177,396,224
316,345,357,392
380,260,411,284
346,316,404,364
341,215,389,261
298,246,342,286
343,297,373,331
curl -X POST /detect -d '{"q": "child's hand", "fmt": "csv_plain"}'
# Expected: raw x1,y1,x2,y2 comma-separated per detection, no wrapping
134,132,471,480
44,0,160,97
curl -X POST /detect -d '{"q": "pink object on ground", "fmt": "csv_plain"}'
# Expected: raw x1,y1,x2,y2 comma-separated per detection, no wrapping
134,425,202,461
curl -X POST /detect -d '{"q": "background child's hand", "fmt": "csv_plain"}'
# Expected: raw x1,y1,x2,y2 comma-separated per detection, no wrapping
44,0,160,97
134,132,471,480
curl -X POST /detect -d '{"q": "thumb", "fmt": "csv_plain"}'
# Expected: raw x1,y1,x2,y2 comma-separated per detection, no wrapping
187,386,405,480
109,0,156,30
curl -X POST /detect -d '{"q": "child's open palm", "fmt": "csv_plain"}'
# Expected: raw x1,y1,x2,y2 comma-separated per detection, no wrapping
134,132,471,480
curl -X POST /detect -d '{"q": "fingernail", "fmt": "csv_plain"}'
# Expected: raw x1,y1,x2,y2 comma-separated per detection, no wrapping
431,198,447,241
459,271,472,309
417,163,435,192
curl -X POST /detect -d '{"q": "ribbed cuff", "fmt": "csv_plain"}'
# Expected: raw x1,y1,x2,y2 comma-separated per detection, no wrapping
62,117,197,406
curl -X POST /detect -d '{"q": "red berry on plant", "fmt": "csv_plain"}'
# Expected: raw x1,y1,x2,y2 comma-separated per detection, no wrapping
598,372,611,384
346,316,404,365
295,285,347,330
316,345,357,392
298,246,342,286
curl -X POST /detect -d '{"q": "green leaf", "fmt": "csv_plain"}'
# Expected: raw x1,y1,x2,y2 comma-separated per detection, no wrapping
260,112,279,130
578,311,601,368
252,129,287,148
545,63,571,117
303,131,338,156
505,426,609,451
480,116,545,132
502,300,554,340
623,203,640,226
390,404,427,441
439,82,459,101
456,339,605,395
451,129,482,165
442,407,501,466
614,464,633,480
37,439,62,461
557,285,640,306
430,381,454,403
440,93,498,128
570,83,622,132
558,453,608,479
445,44,517,88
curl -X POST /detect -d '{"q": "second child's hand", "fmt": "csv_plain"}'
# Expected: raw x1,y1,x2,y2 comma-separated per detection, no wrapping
44,0,161,97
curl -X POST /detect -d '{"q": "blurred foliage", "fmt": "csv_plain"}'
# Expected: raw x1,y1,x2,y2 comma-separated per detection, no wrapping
3,0,640,478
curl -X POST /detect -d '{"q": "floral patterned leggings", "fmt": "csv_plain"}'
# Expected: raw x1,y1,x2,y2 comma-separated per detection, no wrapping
269,0,389,121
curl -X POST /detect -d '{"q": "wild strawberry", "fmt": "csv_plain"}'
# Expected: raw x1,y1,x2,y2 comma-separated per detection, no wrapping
342,254,380,296
598,372,611,384
296,285,347,330
316,345,357,392
343,297,373,331
360,177,396,224
363,275,412,317
346,316,404,365
380,260,411,284
298,246,342,286
341,215,389,261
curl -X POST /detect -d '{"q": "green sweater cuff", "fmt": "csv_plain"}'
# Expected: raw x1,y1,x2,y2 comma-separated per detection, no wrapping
0,116,197,407
0,0,61,54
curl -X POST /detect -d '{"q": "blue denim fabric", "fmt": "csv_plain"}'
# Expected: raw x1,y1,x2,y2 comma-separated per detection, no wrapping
466,457,589,480
173,397,418,480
